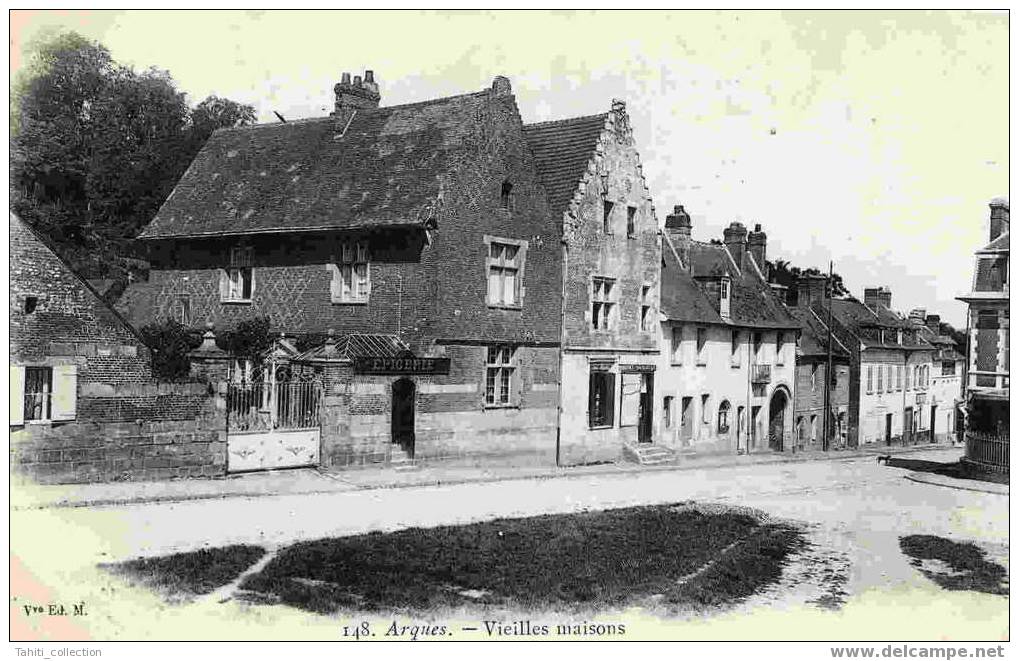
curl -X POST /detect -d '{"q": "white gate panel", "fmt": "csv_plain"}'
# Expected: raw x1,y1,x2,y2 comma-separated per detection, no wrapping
228,429,320,472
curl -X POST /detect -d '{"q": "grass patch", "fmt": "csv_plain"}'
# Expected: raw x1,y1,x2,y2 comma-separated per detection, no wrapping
899,535,1008,596
668,523,806,606
238,504,805,614
105,545,266,601
884,458,1009,485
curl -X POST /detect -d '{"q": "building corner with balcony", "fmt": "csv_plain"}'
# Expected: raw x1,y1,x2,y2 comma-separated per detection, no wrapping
957,198,1010,472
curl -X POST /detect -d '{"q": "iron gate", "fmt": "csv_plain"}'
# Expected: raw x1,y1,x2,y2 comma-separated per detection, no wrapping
226,377,322,472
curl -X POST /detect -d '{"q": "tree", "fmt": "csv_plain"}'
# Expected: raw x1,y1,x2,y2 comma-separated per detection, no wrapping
11,30,255,287
139,319,201,382
767,258,850,305
219,317,274,360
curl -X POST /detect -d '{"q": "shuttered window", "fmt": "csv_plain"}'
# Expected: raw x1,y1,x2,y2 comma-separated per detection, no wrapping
10,364,76,424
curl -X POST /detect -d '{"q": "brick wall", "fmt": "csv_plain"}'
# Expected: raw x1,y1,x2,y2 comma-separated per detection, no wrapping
10,381,225,484
300,344,558,467
10,214,153,385
561,110,660,352
121,91,563,354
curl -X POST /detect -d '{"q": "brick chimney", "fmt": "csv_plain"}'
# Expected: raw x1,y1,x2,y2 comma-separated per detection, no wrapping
332,70,380,126
863,286,892,311
796,274,827,308
748,223,767,278
989,197,1009,241
664,204,692,268
925,313,941,335
723,222,748,271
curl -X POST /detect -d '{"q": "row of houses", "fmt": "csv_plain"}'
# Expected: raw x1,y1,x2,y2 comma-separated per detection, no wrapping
9,73,972,482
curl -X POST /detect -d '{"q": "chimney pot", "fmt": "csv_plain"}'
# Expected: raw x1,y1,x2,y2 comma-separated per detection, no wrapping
332,69,381,121
491,75,512,95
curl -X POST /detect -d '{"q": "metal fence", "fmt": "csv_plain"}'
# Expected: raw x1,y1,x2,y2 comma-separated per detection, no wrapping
226,381,321,432
965,430,1009,470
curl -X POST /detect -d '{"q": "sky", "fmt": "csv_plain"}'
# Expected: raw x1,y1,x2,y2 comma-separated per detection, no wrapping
10,10,1009,326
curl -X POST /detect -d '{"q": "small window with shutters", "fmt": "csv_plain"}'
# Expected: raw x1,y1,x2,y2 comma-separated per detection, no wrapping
10,364,76,424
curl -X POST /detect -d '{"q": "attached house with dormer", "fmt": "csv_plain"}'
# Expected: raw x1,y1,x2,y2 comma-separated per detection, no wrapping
654,206,800,461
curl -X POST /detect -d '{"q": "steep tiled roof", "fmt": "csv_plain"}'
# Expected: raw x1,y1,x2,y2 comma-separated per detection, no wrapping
788,306,850,359
522,114,607,220
660,237,799,329
660,241,723,324
828,298,932,351
139,91,494,239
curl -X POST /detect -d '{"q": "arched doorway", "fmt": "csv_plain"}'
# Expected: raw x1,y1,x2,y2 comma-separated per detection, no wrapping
391,378,416,457
768,388,789,452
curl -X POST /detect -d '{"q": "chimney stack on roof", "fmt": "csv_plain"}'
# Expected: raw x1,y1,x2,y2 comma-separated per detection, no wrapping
748,223,768,279
332,69,381,126
989,197,1009,242
796,274,828,309
723,222,748,271
491,75,512,95
863,286,893,311
925,313,941,335
664,204,693,268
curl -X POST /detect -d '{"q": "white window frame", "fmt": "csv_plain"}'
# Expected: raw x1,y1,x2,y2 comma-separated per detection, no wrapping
11,364,76,425
484,345,516,407
331,240,371,304
484,236,527,310
591,276,617,330
222,246,254,303
640,284,653,332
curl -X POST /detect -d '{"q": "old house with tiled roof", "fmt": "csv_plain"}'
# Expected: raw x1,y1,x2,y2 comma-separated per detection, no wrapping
655,207,800,459
906,309,964,444
10,212,223,484
957,198,1009,471
120,72,661,470
788,275,852,450
523,104,662,465
819,287,936,448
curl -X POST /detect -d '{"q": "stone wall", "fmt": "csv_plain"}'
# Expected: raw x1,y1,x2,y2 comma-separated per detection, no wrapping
10,381,225,484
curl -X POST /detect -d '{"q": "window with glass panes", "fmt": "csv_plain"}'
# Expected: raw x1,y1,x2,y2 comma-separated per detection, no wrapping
485,345,515,406
24,366,53,421
588,369,615,427
591,277,615,329
334,241,371,303
640,285,652,331
224,246,254,301
487,242,521,307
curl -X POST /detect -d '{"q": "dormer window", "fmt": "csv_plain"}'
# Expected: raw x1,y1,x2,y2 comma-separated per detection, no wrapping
500,180,513,210
719,277,731,318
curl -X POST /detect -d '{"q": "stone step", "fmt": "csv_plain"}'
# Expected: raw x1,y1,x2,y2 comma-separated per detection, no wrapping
622,443,677,466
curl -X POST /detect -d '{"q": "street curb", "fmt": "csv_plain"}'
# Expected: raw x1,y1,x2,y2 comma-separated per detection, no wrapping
11,443,957,511
904,472,1009,496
